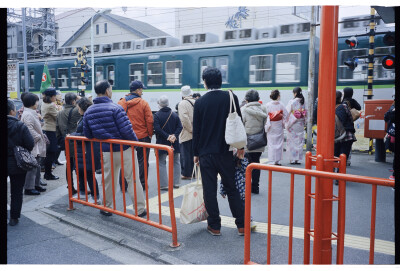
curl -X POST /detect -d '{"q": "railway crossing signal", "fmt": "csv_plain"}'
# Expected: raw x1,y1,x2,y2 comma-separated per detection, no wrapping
383,32,395,46
345,36,358,49
344,58,358,71
382,55,395,69
74,46,90,96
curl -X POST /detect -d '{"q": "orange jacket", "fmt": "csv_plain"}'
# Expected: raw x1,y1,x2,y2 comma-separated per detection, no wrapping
118,94,154,139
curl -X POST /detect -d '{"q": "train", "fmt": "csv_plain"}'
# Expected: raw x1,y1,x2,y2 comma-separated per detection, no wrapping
17,16,395,111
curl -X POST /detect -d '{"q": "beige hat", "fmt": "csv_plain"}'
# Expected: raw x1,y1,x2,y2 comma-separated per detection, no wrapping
181,85,193,97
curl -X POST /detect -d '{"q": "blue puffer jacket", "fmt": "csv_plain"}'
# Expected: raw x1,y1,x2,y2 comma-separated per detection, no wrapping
154,107,182,155
70,119,101,171
83,96,138,152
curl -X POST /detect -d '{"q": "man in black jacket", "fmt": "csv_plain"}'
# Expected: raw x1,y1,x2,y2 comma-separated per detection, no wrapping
7,100,35,226
192,67,245,236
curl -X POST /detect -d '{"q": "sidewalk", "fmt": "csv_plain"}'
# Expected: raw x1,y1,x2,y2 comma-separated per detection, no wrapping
7,151,395,265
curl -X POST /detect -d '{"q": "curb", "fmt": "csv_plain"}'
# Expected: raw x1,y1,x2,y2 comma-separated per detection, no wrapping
40,207,191,265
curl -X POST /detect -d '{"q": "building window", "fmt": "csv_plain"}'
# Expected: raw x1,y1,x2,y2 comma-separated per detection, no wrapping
7,35,12,49
373,46,395,80
71,67,81,89
129,63,144,83
49,69,56,88
58,68,69,88
338,49,368,81
96,24,99,35
113,43,120,50
96,66,104,82
123,42,131,49
165,61,182,85
199,58,213,83
147,62,163,86
275,53,301,83
215,57,229,83
107,65,114,86
104,23,107,34
249,55,273,83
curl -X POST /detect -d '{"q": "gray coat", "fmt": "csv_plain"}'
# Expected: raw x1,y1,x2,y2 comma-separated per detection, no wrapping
241,101,268,153
21,107,47,157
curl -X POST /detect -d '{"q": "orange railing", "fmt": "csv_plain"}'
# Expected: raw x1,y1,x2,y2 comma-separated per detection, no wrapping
243,152,394,265
65,135,180,248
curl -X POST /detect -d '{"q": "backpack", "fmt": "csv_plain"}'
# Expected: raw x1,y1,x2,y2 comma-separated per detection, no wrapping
335,105,346,142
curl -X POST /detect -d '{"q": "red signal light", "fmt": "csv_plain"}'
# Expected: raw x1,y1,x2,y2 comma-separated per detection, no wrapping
382,55,395,69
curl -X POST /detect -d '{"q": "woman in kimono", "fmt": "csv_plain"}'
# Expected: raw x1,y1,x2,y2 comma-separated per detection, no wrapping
265,89,288,165
286,87,307,165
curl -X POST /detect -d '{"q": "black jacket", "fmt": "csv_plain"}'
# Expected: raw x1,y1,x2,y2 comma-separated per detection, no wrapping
8,115,34,175
70,118,101,171
154,107,182,155
193,90,242,157
342,98,361,111
336,104,355,133
384,104,395,134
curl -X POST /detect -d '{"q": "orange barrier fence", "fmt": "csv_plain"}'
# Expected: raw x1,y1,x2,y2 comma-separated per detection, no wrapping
243,152,394,265
65,135,180,248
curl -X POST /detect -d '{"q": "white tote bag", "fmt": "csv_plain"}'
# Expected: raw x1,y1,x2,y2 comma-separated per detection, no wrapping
225,90,247,149
180,165,208,224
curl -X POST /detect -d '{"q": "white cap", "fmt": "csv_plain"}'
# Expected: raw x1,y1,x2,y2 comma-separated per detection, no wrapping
181,85,193,97
157,95,169,108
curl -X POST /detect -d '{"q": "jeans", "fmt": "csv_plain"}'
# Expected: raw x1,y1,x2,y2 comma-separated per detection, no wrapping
9,173,27,219
199,153,244,230
24,157,43,190
334,140,353,162
136,136,151,187
78,169,99,199
159,152,181,188
181,140,194,177
245,152,262,189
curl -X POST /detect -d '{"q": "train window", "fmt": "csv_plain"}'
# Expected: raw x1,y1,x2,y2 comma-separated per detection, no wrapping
29,71,34,89
147,62,163,86
216,57,229,83
165,61,182,85
123,42,131,49
107,65,115,86
338,49,367,81
58,68,69,88
129,63,144,83
275,53,301,83
373,46,395,80
70,67,80,89
249,55,273,83
199,58,213,83
49,69,56,88
96,66,104,83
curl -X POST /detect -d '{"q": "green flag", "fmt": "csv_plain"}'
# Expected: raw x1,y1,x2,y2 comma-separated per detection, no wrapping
40,64,52,93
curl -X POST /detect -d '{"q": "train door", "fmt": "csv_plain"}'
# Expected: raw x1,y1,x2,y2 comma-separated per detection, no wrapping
199,56,229,85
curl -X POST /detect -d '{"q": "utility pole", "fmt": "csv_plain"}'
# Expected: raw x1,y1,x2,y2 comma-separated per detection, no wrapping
306,6,317,151
22,8,29,93
91,14,95,97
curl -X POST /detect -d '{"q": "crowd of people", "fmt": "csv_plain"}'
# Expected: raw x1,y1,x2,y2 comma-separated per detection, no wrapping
7,67,394,233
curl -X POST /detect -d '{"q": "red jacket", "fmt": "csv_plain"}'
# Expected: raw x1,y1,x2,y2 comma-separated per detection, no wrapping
118,94,153,139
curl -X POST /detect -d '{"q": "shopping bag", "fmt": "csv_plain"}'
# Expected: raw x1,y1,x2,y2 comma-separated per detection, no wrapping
180,165,208,224
225,90,247,149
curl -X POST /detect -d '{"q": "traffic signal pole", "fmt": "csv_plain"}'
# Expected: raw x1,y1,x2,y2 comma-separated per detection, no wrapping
314,5,339,264
367,8,376,157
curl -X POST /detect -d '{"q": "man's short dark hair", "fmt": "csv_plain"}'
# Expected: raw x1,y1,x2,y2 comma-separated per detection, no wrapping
202,67,222,90
22,93,39,108
336,90,343,105
8,100,15,115
76,97,93,112
20,92,28,101
65,93,77,105
95,80,111,95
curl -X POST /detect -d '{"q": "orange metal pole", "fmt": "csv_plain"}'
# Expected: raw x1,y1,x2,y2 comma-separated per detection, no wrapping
155,149,162,224
131,147,138,216
315,5,339,264
74,141,80,200
289,173,294,264
337,154,347,264
244,164,253,264
100,142,106,207
120,144,127,213
90,141,98,204
369,184,377,264
110,144,116,210
267,170,272,264
304,151,312,264
167,147,180,247
82,141,88,201
65,138,74,210
313,155,325,264
143,147,149,219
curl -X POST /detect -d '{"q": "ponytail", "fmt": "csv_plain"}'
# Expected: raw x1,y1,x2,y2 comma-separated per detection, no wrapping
293,87,304,105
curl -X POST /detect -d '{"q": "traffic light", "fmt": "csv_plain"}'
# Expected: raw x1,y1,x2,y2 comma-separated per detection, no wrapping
81,63,91,72
344,58,358,71
383,32,395,46
345,36,358,49
382,55,395,69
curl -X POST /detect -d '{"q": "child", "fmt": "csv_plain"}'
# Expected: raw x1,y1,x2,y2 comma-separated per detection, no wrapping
220,152,257,231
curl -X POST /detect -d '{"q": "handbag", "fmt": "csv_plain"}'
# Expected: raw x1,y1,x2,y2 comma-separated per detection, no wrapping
247,116,268,151
334,105,346,142
57,108,74,151
9,135,38,171
225,90,247,149
345,100,360,121
180,165,208,224
268,110,283,121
